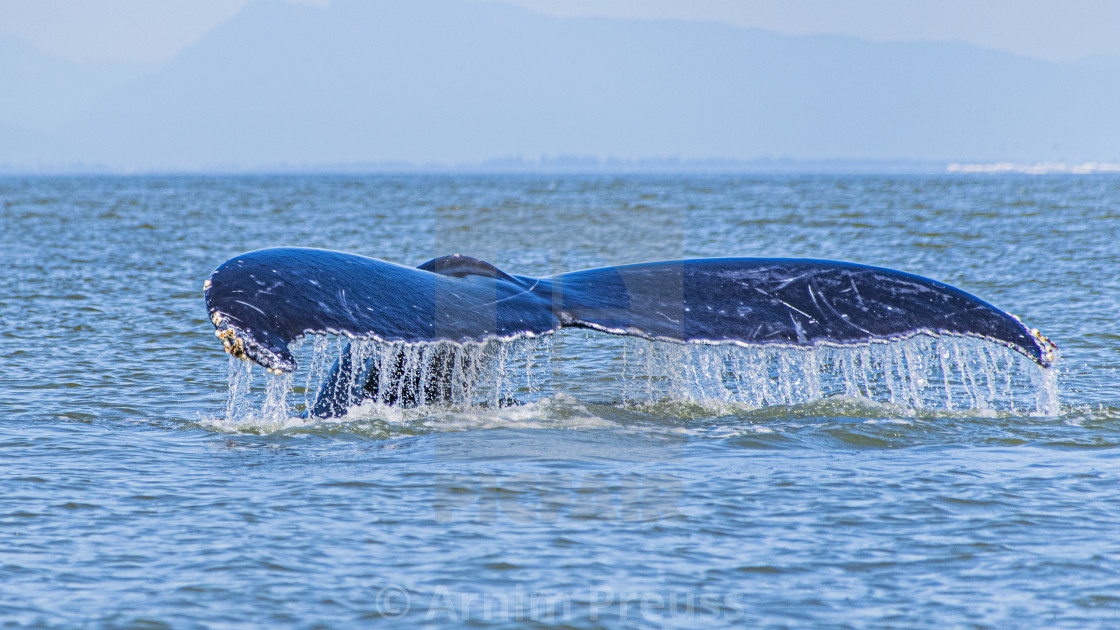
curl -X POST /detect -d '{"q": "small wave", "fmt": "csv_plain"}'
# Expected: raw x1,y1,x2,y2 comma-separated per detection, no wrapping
198,392,619,437
732,396,1012,421
194,389,1120,455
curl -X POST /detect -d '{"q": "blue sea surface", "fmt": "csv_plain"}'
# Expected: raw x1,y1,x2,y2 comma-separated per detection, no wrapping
2,174,1119,628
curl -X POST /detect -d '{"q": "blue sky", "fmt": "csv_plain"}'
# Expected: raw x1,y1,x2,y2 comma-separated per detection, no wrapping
1,0,1118,169
2,0,1119,64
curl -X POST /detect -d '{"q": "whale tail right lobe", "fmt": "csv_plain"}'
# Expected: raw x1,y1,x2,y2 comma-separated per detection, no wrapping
547,258,1056,367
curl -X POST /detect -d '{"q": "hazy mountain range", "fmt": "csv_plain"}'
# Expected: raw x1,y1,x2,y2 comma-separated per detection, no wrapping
3,0,1119,171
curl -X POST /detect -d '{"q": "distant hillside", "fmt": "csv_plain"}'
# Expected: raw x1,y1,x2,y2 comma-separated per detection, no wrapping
3,0,1119,169
0,36,143,134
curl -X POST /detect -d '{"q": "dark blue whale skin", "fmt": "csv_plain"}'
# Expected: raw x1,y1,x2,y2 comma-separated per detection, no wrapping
204,248,1056,399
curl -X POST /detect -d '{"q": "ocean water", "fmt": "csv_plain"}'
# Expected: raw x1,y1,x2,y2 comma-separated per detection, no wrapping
2,173,1119,628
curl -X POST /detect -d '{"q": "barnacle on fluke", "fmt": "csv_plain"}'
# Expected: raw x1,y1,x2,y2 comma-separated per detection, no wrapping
204,247,1057,415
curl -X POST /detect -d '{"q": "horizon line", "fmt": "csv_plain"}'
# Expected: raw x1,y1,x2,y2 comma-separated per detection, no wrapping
4,158,1120,177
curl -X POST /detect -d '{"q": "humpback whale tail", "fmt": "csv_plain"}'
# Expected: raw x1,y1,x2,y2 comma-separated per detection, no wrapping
203,248,1056,416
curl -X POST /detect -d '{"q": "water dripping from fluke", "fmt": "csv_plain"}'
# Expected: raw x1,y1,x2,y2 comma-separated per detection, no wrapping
213,331,1060,433
615,335,1058,416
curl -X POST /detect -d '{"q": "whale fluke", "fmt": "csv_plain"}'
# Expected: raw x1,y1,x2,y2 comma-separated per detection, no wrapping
204,248,1056,391
203,248,557,373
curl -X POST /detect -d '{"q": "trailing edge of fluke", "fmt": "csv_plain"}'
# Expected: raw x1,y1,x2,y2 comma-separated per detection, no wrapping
203,248,1057,374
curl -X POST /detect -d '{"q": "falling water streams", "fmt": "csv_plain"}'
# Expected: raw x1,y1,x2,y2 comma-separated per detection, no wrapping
222,331,1060,433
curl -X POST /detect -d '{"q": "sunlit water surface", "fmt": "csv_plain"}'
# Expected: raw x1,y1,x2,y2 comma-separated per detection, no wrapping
2,174,1119,628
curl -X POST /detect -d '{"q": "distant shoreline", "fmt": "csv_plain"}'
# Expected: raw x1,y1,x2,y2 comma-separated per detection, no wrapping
3,159,1120,176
